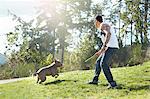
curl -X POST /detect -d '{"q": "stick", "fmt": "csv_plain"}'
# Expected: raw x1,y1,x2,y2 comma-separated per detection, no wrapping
85,54,96,63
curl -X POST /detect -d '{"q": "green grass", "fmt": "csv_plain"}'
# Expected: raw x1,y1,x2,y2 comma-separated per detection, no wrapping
0,62,150,99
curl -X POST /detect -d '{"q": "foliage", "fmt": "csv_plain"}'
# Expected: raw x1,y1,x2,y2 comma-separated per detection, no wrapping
109,47,130,67
76,35,97,70
4,0,104,72
120,0,149,46
109,43,146,67
0,63,34,80
61,51,81,72
3,0,150,76
128,43,143,66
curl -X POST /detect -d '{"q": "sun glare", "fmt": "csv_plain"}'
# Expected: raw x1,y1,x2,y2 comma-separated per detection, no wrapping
4,0,35,1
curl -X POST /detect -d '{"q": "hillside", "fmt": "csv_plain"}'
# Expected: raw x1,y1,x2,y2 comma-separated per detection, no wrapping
0,61,150,99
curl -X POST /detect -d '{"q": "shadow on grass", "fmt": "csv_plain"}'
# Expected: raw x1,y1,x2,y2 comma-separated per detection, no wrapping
110,84,150,90
44,80,78,85
101,83,150,90
128,85,150,91
97,83,125,89
45,80,149,91
100,83,150,90
100,80,150,90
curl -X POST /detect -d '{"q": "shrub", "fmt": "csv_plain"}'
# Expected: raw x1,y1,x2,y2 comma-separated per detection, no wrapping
128,44,143,66
0,63,35,80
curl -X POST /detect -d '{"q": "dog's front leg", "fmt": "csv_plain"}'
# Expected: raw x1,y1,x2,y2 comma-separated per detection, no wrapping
55,74,59,78
37,76,39,83
52,74,55,77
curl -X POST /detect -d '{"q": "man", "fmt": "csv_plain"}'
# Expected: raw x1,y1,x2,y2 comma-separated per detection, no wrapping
88,15,119,89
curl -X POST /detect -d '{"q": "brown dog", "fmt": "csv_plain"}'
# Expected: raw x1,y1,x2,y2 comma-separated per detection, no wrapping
34,60,63,84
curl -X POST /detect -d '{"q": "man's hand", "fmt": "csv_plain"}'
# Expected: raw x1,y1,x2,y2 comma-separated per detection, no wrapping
95,46,108,57
95,50,102,56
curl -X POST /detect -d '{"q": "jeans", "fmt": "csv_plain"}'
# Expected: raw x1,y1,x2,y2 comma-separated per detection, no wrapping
93,47,117,87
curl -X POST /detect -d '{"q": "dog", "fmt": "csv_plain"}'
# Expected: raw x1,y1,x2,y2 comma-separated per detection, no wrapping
34,60,63,84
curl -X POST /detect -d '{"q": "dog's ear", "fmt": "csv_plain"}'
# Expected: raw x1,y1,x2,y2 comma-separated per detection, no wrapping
51,58,55,63
54,59,58,63
52,59,57,63
53,59,56,63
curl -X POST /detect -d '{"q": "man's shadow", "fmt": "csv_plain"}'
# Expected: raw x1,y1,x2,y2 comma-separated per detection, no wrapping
101,83,150,90
44,80,150,91
127,85,150,91
44,79,78,85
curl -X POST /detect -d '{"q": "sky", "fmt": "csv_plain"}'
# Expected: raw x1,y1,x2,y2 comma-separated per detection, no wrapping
0,0,118,54
0,0,37,54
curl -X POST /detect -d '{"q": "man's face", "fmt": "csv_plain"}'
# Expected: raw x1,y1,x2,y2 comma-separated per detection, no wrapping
95,20,100,29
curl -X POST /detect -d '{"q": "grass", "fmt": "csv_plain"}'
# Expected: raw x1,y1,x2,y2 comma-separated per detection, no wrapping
0,62,150,99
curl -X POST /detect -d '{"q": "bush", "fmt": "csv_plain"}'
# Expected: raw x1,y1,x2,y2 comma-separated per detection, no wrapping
13,63,35,78
0,64,13,79
105,44,144,67
0,63,35,80
111,47,130,67
128,44,143,66
77,35,97,70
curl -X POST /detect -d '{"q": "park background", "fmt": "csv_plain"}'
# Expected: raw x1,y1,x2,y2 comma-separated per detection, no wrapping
0,0,150,99
0,0,150,79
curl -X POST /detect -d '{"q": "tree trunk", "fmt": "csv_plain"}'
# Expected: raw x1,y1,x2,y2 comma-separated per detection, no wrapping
131,20,133,45
52,30,56,59
140,18,144,44
61,45,64,64
143,0,149,46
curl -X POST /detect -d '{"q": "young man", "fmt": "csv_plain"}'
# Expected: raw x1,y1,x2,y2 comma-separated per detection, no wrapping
88,15,119,89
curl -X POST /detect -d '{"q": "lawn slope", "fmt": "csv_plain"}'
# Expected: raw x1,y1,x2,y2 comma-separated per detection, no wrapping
0,61,150,99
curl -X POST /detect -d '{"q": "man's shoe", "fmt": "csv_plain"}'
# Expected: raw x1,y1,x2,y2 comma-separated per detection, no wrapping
88,81,98,85
107,85,117,89
107,81,118,89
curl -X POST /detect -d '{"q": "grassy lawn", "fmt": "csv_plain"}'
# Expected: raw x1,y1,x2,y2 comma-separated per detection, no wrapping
0,62,150,99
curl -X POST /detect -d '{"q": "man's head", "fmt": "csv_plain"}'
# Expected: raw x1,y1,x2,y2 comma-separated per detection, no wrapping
95,15,103,28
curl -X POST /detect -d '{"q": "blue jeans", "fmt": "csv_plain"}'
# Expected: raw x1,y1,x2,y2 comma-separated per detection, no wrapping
93,47,117,87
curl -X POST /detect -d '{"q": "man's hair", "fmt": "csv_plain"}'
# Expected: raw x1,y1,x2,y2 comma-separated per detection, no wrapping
96,15,103,22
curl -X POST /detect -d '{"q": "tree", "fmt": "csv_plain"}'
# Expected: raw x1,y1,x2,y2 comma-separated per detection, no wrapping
77,35,97,69
119,0,149,47
36,0,103,64
143,0,149,47
6,12,54,70
36,0,74,63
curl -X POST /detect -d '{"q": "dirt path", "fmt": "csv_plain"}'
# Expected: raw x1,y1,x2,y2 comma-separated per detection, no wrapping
0,77,29,84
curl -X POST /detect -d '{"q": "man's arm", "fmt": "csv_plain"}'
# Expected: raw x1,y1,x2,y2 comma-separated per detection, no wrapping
102,24,111,47
95,24,111,56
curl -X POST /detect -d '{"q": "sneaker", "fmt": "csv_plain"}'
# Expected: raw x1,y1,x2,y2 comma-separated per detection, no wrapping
107,85,117,89
88,81,98,85
107,81,118,89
